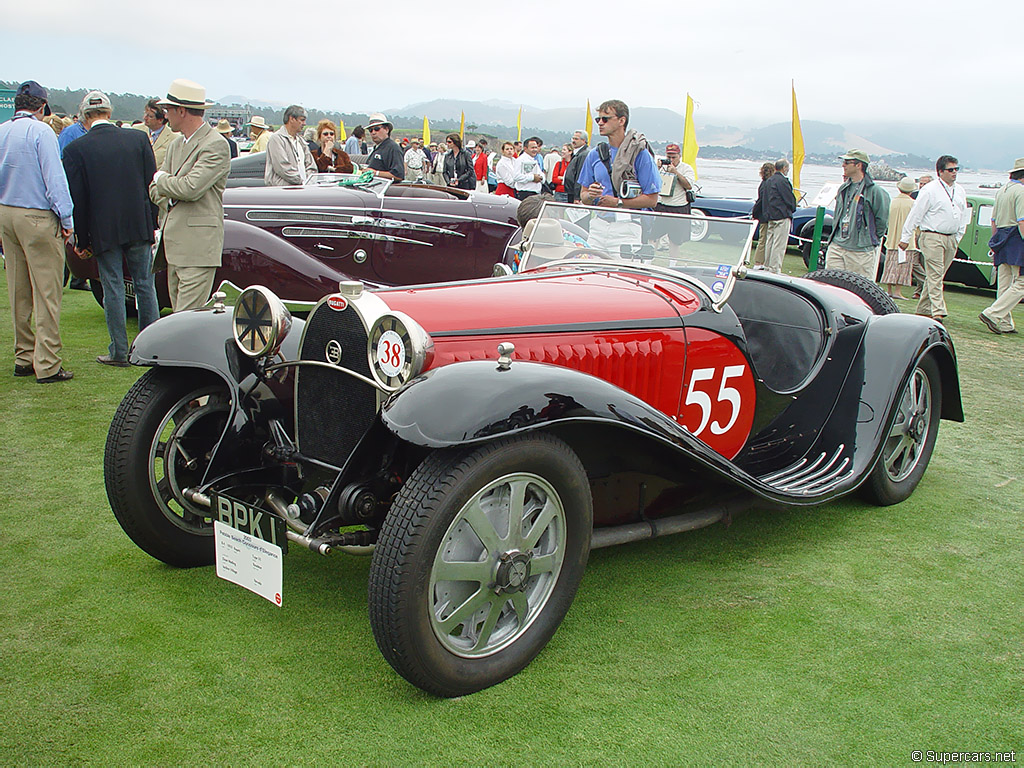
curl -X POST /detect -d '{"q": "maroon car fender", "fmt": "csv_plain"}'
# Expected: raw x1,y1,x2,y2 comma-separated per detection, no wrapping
219,219,351,306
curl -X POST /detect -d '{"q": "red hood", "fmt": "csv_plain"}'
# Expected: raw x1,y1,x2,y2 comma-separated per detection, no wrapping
376,270,701,335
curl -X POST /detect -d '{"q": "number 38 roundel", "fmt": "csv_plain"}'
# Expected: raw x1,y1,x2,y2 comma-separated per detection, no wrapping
678,329,756,459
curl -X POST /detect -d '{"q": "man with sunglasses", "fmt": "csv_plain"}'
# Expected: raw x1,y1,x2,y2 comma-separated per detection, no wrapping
577,100,660,254
824,149,889,282
897,155,967,321
364,113,404,181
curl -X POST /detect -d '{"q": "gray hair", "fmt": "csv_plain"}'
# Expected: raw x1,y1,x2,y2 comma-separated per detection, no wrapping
283,104,306,123
775,159,790,172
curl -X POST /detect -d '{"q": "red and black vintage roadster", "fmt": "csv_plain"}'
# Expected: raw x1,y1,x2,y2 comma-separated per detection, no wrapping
104,203,963,697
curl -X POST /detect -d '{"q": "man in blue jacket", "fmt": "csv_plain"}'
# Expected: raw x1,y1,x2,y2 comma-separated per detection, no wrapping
761,158,797,273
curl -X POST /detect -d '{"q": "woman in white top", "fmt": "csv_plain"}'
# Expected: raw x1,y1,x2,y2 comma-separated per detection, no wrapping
494,141,517,197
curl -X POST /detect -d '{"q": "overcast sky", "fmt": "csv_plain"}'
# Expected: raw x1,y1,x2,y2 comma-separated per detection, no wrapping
4,0,1016,127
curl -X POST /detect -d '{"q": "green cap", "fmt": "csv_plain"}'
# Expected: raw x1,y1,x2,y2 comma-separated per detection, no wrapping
840,149,870,164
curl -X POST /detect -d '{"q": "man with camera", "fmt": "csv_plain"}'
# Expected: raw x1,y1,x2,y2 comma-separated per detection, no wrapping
577,99,660,254
648,142,695,258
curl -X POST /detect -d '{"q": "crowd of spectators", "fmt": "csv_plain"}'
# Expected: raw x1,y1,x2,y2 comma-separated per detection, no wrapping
1,80,1020,387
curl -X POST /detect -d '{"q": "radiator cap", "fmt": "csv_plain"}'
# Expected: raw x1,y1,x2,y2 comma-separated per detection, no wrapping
338,280,364,298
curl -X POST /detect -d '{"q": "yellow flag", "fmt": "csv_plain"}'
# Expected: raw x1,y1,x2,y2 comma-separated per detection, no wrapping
792,81,805,203
585,99,592,145
460,111,465,142
423,115,430,146
516,106,522,142
337,119,347,141
682,94,699,180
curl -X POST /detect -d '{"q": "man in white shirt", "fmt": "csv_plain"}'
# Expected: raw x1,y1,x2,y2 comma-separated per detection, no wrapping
404,138,427,182
898,155,968,320
512,136,544,199
265,105,316,186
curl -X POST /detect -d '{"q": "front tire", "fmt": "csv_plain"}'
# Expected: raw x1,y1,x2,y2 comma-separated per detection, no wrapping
368,433,592,697
105,368,231,567
860,355,942,505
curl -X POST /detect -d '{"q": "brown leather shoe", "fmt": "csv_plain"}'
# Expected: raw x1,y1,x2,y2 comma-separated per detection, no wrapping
36,368,74,383
96,354,130,367
14,364,33,377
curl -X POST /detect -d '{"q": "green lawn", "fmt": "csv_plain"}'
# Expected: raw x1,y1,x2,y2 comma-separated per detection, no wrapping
1,257,1021,765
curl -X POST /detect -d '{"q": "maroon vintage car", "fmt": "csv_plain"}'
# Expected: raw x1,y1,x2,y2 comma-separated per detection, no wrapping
66,173,521,310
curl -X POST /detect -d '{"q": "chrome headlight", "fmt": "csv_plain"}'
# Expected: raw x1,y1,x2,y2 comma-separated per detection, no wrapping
367,312,432,390
232,285,292,358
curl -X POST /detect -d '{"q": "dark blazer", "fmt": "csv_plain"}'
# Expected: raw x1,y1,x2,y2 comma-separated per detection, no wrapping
62,122,158,254
762,172,797,222
563,145,589,203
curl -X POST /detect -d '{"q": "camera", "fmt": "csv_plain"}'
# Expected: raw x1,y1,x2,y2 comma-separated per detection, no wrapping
659,158,672,166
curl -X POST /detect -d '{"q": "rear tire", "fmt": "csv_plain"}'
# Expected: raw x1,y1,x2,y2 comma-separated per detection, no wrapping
805,268,899,316
860,355,942,505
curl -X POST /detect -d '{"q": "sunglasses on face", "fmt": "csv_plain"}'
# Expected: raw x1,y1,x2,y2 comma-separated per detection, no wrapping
943,167,960,172
595,115,617,124
842,159,858,165
369,125,386,132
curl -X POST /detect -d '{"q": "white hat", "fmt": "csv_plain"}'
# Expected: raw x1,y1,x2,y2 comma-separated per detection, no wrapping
466,140,476,148
156,79,214,110
80,90,111,114
245,115,271,130
366,112,392,130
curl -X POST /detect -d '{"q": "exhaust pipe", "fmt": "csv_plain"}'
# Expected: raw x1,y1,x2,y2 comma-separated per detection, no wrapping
590,496,753,549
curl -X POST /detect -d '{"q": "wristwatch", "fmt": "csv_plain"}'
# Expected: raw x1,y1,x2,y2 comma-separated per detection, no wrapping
616,198,623,208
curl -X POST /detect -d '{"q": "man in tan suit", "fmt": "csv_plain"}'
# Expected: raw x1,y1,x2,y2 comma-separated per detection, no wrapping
148,79,230,311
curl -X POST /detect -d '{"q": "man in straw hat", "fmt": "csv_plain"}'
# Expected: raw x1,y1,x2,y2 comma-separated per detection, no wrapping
62,90,160,367
245,115,272,154
148,78,230,311
364,113,404,181
978,158,1024,334
215,119,238,159
0,80,75,383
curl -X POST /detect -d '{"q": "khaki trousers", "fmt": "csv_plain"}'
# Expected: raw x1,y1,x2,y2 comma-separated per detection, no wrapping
824,242,879,281
753,222,767,265
915,231,958,318
0,204,65,377
167,264,216,312
764,219,790,274
980,263,1024,332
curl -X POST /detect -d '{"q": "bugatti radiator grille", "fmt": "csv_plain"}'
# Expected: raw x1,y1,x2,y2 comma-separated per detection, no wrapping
295,302,377,467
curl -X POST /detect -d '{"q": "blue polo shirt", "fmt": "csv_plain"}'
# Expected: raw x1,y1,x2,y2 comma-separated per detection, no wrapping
57,120,87,157
576,142,661,201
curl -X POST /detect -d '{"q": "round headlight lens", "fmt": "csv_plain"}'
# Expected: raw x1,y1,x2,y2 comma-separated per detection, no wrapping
367,312,431,390
232,285,292,358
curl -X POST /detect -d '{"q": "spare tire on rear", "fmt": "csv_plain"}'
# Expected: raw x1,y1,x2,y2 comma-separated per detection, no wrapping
803,268,899,316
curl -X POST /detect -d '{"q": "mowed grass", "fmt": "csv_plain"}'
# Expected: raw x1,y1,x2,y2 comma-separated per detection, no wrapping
1,254,1022,765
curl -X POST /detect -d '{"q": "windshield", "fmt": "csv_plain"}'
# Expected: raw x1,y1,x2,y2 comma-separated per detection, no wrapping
518,202,756,302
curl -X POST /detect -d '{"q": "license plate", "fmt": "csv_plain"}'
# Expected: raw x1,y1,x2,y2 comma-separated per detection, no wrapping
211,492,288,553
124,280,135,299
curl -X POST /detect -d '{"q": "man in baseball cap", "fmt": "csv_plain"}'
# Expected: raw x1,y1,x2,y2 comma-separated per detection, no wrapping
364,113,404,181
0,80,75,382
824,148,890,280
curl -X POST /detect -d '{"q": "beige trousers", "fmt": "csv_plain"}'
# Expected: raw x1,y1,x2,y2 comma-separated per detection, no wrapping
915,231,958,318
824,242,879,281
980,263,1024,332
167,264,216,312
0,204,66,377
764,219,790,274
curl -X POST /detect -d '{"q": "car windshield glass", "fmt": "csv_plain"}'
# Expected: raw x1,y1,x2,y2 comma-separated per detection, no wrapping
519,202,757,300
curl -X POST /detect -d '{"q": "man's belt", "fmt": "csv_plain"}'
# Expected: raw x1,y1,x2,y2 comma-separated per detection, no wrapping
921,229,957,235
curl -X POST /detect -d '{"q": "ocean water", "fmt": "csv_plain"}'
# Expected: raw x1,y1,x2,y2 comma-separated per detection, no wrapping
690,158,1007,202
